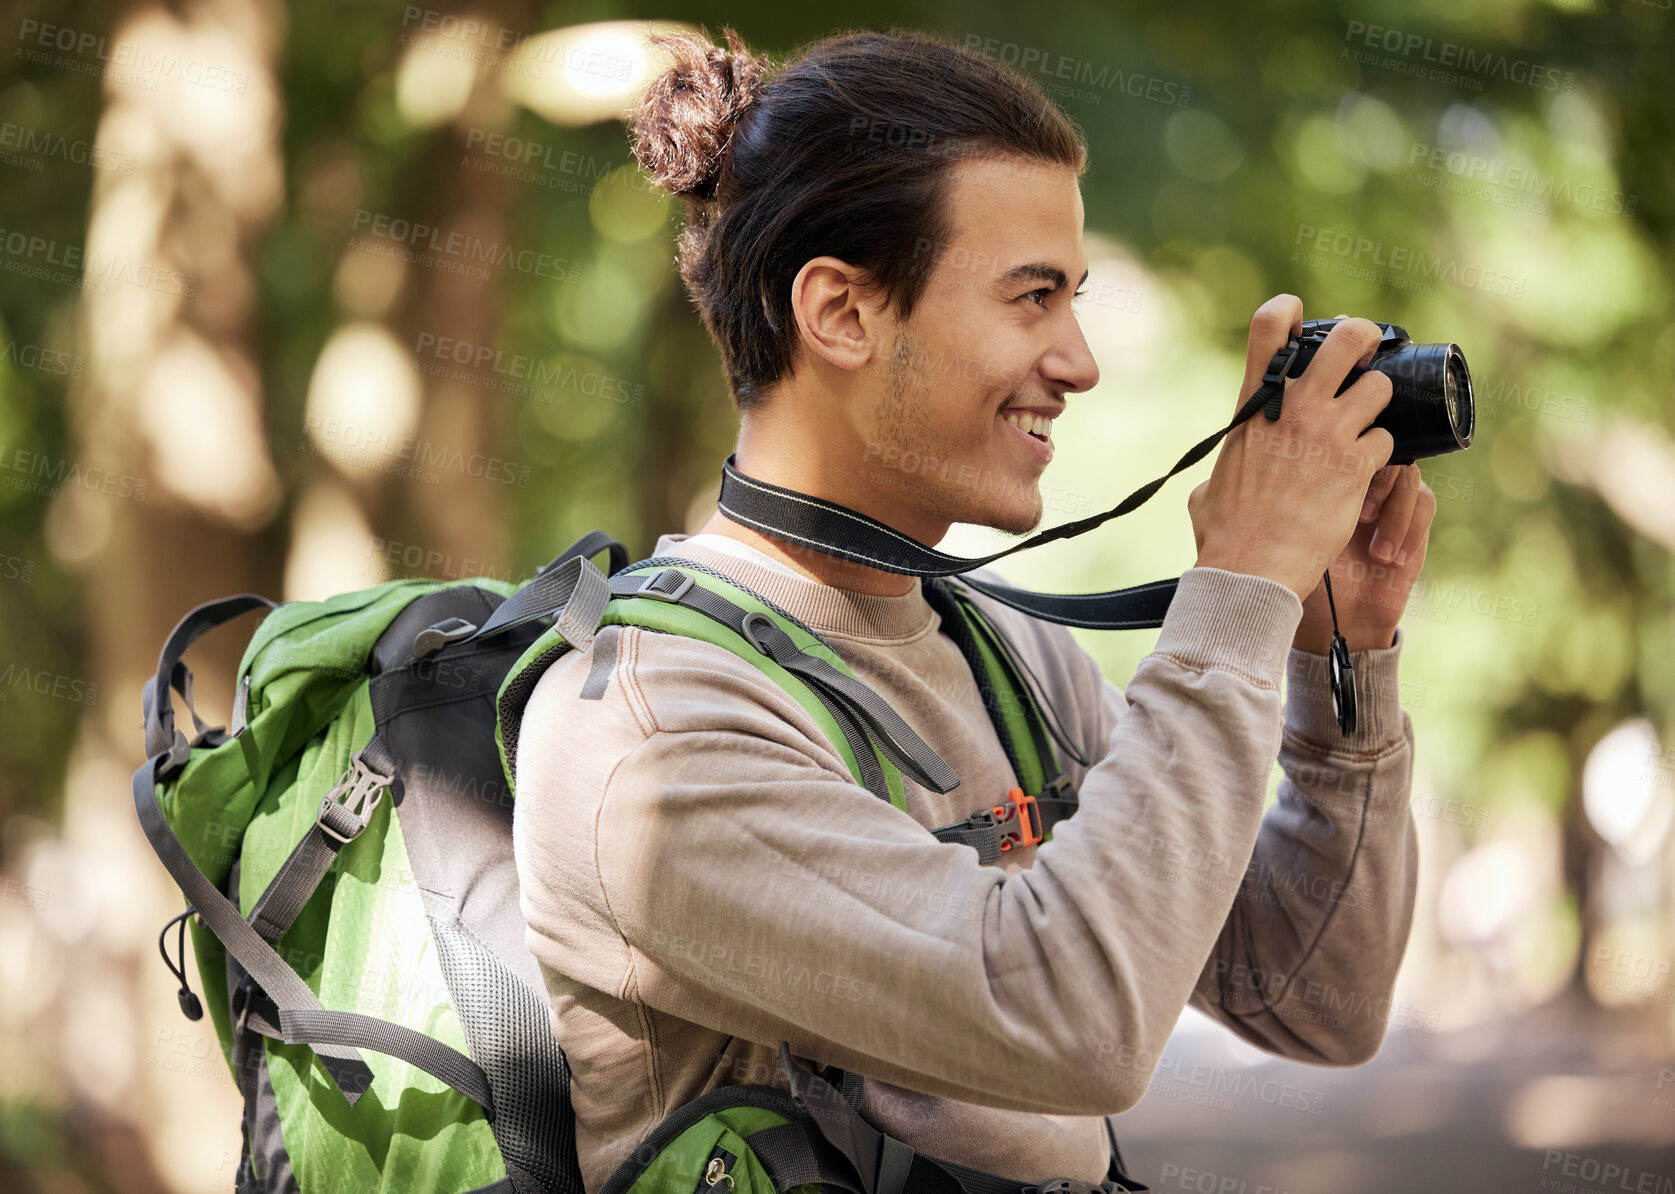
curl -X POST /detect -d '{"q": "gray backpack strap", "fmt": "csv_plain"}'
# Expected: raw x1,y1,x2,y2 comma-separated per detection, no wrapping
606,567,960,795
432,542,616,656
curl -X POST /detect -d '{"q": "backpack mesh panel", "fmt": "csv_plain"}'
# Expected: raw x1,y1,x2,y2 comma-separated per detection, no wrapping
430,914,584,1194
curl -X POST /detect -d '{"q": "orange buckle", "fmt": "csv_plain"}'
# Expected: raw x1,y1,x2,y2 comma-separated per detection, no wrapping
990,788,1044,852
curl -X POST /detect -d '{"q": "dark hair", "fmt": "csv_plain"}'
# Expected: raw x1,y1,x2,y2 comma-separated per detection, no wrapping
631,27,1087,409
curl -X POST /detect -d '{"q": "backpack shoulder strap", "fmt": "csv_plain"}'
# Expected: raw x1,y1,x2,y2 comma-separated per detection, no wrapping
494,554,961,810
600,560,960,809
922,577,1090,862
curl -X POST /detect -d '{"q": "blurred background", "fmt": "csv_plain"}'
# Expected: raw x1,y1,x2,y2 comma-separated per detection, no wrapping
1,0,1672,1190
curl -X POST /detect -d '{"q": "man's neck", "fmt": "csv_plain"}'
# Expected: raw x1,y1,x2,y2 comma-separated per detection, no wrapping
701,404,958,596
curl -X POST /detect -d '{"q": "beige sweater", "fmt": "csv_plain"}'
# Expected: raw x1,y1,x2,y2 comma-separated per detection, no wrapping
512,532,1419,1190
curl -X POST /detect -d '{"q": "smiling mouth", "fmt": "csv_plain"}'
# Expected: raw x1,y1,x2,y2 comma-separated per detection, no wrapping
1002,409,1054,442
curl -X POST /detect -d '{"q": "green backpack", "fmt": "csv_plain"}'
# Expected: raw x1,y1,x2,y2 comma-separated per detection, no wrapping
133,532,1146,1194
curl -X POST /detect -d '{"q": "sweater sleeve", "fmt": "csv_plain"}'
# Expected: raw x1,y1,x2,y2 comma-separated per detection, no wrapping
1184,630,1421,1064
515,566,1304,1117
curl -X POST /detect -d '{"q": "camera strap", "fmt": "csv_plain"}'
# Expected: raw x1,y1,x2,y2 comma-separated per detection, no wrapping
716,348,1361,734
717,379,1281,629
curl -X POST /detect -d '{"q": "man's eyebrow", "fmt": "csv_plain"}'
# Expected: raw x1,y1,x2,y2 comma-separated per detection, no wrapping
997,263,1091,290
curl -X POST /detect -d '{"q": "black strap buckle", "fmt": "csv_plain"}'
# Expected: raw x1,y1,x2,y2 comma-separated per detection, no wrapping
1259,337,1303,422
1261,337,1302,388
1039,773,1077,804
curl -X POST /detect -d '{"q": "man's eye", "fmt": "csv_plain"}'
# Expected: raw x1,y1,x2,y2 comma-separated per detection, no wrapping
1020,287,1055,306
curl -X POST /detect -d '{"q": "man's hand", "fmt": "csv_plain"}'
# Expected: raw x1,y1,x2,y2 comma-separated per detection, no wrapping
1188,294,1397,602
1292,463,1437,654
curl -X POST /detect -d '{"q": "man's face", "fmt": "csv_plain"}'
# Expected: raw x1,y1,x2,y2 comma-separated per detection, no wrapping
866,153,1099,537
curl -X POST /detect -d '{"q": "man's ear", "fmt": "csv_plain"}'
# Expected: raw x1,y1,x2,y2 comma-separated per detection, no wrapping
789,256,884,372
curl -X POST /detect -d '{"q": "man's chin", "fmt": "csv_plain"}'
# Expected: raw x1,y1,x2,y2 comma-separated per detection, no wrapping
978,499,1046,538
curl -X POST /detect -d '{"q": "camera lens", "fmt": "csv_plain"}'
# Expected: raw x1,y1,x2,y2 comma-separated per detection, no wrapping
1445,346,1473,442
1362,340,1474,463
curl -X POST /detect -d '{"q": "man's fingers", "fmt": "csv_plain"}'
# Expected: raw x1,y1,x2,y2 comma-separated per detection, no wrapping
1359,465,1402,523
1239,294,1304,411
1369,464,1422,563
1292,317,1383,408
1397,481,1437,570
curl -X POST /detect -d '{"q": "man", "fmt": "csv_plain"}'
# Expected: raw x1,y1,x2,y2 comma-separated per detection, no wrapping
513,27,1430,1191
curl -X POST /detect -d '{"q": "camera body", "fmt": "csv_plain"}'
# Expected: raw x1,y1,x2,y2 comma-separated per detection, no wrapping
1265,318,1474,465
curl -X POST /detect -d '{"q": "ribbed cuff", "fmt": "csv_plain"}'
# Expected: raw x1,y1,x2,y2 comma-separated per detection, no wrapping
1284,627,1407,755
1151,567,1304,690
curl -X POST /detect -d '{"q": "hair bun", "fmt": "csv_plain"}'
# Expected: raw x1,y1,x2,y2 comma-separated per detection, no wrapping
632,27,766,202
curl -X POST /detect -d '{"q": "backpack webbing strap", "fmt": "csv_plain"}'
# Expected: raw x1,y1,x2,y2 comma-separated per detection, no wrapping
740,1121,867,1193
247,748,392,942
921,785,1079,865
607,568,960,796
136,598,496,1114
142,593,278,770
233,982,496,1120
769,1041,1150,1194
134,751,376,1104
455,547,615,654
139,751,496,1115
608,565,1089,862
1102,1119,1149,1191
946,584,1090,773
923,580,1044,795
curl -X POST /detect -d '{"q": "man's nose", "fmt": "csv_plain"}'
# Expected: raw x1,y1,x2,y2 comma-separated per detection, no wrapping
1046,317,1099,394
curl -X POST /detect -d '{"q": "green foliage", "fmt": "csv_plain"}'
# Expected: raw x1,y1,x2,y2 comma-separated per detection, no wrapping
0,0,1671,849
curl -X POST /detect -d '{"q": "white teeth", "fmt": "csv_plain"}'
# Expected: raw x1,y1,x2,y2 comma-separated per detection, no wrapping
1003,410,1053,439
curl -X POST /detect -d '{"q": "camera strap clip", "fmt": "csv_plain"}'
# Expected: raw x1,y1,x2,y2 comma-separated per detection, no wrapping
1259,338,1301,421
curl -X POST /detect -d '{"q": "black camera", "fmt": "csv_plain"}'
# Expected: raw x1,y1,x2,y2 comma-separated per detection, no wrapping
1264,318,1474,465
